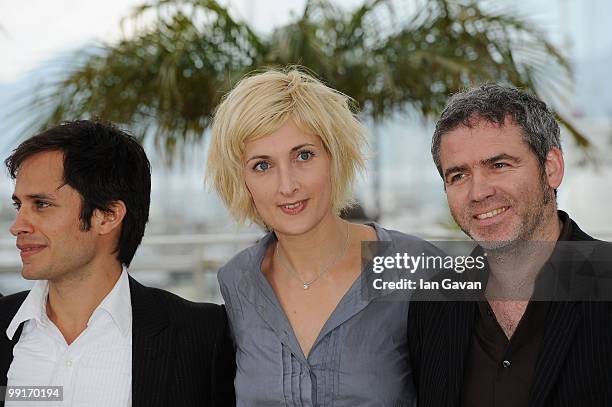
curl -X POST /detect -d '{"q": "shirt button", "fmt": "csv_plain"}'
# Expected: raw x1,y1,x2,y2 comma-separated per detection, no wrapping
502,360,511,368
65,359,73,367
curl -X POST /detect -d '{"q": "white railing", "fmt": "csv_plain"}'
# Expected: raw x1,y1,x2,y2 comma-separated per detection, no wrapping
2,231,611,301
0,233,264,302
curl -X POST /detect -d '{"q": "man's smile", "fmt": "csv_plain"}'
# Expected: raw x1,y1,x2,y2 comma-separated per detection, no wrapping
474,206,509,220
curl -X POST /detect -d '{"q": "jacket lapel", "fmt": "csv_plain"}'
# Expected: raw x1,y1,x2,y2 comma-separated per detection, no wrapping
529,301,580,407
445,301,477,407
417,300,477,407
0,292,29,386
439,250,481,407
130,277,173,407
0,324,23,386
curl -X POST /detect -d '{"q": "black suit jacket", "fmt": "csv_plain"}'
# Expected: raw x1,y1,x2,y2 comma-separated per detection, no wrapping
408,214,612,407
0,276,236,407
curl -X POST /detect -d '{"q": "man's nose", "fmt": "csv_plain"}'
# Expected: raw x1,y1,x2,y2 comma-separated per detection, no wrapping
468,171,496,202
10,209,34,236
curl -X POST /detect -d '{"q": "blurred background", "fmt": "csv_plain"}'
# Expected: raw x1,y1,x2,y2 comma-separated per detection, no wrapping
1,0,611,300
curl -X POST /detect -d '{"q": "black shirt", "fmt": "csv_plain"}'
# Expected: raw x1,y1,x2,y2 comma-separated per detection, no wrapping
461,214,573,407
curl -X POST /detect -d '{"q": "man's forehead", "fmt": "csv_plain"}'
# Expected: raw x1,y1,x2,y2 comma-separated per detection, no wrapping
439,120,529,168
13,151,66,195
16,151,64,175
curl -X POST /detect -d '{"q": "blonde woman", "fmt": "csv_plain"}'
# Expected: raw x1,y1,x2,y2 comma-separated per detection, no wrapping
207,68,433,406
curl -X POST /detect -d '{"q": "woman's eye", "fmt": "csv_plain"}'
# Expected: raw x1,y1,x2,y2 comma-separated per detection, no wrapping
297,151,314,161
253,161,270,172
35,201,51,209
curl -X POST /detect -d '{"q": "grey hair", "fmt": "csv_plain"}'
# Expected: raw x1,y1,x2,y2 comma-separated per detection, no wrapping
431,83,562,177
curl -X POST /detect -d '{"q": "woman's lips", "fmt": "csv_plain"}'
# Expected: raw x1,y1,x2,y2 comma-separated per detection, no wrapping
279,199,308,215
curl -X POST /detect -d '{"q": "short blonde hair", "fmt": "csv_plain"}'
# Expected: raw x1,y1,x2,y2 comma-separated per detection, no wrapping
206,67,367,226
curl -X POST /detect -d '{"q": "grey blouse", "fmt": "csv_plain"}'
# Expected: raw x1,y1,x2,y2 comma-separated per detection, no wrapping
218,224,434,406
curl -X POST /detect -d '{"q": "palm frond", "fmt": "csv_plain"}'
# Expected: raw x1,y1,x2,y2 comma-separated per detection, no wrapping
18,0,591,161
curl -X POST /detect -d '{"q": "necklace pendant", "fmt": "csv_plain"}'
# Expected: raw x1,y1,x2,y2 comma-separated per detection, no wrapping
303,283,310,290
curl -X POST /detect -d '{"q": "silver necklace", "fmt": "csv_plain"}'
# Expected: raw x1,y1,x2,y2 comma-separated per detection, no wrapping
275,223,350,290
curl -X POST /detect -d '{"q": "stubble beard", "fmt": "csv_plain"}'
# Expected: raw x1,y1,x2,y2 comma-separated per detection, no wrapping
453,173,556,252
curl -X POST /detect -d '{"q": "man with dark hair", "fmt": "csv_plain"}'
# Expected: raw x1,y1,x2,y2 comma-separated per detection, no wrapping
0,120,235,406
409,84,612,406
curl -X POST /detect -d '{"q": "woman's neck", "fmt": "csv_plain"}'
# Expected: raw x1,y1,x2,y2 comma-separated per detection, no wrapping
274,214,348,278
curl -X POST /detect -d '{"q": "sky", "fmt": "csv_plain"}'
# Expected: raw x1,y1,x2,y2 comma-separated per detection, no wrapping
3,0,610,82
0,0,361,82
1,0,141,82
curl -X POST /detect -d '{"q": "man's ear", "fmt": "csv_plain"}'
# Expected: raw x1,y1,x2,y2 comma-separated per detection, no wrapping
92,200,127,235
544,147,564,189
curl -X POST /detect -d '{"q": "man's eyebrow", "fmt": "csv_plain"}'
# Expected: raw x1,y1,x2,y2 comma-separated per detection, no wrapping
480,153,520,167
443,165,469,180
12,193,57,201
443,153,522,179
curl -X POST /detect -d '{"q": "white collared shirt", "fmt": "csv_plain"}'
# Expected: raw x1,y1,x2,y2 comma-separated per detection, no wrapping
5,269,132,407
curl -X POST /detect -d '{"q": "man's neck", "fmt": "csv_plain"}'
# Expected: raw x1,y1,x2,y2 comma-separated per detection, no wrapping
46,261,123,345
530,208,564,243
485,210,563,339
486,210,562,299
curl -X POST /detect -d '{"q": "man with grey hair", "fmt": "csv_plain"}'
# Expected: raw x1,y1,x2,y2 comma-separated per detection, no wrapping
408,84,612,407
